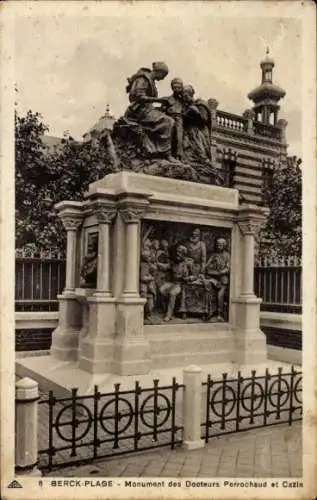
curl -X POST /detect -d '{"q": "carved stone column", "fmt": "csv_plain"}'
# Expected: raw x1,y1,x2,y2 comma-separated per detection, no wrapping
120,207,144,296
79,204,117,374
94,206,117,295
112,203,150,376
51,206,83,362
238,220,262,296
231,205,269,365
62,216,83,292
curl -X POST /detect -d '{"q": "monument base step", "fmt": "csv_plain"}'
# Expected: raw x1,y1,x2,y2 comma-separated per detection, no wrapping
16,355,298,398
146,324,234,368
144,323,233,368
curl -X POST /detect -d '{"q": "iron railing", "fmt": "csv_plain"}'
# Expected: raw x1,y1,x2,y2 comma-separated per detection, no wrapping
38,378,184,471
201,366,302,442
15,249,66,311
254,258,301,313
15,250,302,314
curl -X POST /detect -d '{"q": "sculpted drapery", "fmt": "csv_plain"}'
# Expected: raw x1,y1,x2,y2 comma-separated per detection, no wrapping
122,64,174,158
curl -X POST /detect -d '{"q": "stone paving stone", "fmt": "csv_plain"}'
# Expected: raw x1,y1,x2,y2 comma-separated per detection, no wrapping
179,465,201,476
142,466,166,477
235,465,255,477
41,423,302,479
167,455,186,464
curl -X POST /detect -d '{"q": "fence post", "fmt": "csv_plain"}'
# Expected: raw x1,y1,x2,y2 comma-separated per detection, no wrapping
15,377,41,476
182,365,205,450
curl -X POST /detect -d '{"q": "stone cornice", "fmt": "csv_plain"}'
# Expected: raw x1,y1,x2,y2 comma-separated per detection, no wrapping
54,200,84,212
214,124,282,147
213,128,286,156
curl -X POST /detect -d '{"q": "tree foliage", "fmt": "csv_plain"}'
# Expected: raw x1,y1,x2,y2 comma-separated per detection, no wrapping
259,155,302,259
15,110,116,250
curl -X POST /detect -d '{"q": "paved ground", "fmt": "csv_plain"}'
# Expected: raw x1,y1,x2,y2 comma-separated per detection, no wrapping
44,421,302,478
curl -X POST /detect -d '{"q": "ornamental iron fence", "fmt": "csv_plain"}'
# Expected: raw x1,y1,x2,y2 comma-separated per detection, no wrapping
15,250,301,314
254,258,301,313
15,367,302,476
201,366,302,442
38,378,184,471
15,249,66,311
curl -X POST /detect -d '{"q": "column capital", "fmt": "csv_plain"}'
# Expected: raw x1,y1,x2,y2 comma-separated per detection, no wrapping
238,220,264,236
94,205,117,224
61,215,83,232
119,206,145,224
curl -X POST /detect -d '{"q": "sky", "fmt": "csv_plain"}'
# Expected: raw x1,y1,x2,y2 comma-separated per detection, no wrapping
14,10,302,156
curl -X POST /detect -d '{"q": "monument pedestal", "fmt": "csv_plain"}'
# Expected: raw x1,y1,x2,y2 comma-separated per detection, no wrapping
113,296,151,375
78,294,116,374
232,295,267,364
17,172,270,386
50,292,82,362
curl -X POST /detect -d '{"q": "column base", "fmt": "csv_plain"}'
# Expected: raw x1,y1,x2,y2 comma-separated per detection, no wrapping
50,292,82,362
78,295,116,374
79,340,115,374
231,295,267,364
233,328,267,364
116,295,146,337
112,295,151,375
232,294,262,329
182,439,205,451
112,337,151,375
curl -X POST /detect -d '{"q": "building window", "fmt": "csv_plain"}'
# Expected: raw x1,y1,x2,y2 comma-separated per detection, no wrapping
262,167,273,203
264,70,272,82
222,160,236,188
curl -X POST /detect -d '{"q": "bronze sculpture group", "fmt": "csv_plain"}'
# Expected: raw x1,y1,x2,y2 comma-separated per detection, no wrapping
140,228,230,323
112,61,222,185
80,62,230,323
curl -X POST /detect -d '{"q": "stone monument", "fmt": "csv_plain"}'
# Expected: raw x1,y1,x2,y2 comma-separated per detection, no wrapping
17,61,269,388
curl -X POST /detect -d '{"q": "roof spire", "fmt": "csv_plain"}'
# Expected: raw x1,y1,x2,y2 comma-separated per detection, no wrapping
247,54,286,126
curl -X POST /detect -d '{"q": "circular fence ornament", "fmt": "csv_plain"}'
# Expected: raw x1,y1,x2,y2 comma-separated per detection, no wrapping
55,403,93,443
210,385,237,418
139,393,171,429
240,381,265,413
99,397,134,436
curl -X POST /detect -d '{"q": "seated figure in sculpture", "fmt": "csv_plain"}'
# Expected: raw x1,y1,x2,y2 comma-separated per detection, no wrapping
204,238,230,322
159,244,194,322
186,228,207,278
160,78,186,160
116,61,175,159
